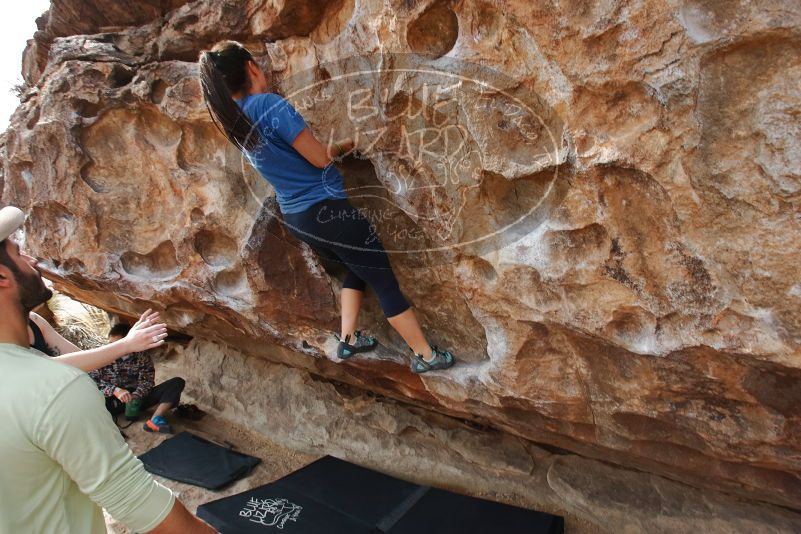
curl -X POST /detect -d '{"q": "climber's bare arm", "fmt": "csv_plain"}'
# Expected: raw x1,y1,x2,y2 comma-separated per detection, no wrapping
292,128,354,168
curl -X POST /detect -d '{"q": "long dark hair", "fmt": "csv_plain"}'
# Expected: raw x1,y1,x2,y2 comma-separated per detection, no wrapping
199,41,261,151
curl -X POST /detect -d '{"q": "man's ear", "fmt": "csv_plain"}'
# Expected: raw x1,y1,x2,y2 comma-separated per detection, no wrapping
0,265,14,289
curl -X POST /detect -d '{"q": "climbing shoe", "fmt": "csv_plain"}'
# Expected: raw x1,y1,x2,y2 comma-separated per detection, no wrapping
410,345,455,374
336,331,378,359
175,403,205,421
143,415,172,434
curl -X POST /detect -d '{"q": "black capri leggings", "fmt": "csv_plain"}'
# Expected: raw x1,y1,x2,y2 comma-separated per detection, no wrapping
283,198,411,318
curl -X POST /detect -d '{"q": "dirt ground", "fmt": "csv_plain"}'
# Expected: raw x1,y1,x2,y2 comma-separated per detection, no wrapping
106,412,605,534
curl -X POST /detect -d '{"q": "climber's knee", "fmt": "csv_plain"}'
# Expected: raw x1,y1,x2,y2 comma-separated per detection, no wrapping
343,271,366,292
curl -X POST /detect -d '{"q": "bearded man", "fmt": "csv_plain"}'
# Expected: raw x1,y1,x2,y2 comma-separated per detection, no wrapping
0,206,215,533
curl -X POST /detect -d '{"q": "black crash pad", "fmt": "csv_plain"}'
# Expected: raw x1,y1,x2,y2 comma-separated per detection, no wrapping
197,455,564,533
139,432,261,490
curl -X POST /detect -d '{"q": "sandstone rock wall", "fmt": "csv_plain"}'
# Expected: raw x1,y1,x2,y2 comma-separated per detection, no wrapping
2,0,801,509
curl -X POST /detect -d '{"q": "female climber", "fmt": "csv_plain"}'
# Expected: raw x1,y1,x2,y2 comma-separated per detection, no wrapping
198,41,455,374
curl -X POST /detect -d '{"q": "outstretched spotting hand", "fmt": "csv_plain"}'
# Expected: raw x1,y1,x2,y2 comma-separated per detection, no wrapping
124,309,169,352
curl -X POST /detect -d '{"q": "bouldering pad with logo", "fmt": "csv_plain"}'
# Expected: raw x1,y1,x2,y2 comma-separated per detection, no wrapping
197,455,564,533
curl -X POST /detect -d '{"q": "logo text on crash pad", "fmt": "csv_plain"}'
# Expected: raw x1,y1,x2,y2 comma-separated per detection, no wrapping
239,497,302,529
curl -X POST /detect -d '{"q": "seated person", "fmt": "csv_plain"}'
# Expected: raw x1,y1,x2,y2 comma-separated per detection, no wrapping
90,323,186,434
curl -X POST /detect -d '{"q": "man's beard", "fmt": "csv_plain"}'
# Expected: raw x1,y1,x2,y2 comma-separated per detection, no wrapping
15,267,53,312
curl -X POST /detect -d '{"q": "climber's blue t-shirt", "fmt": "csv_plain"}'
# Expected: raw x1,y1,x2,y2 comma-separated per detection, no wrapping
237,93,346,214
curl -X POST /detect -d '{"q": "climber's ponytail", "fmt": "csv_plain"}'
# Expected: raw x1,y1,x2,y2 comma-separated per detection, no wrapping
199,41,261,152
